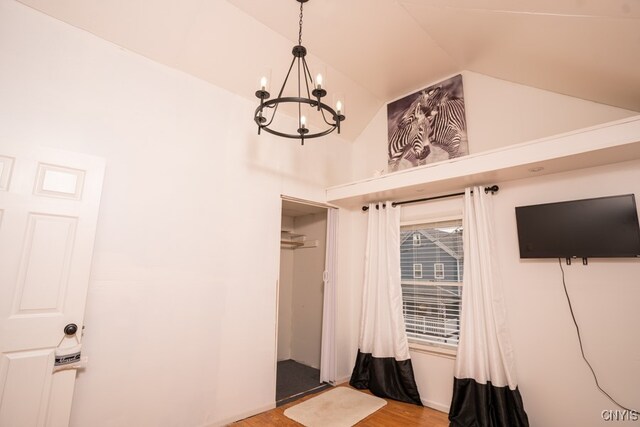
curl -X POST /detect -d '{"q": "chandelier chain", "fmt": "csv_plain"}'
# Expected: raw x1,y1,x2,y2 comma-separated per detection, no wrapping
298,1,304,46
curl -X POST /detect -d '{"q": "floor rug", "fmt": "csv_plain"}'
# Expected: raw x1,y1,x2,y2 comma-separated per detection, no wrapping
283,387,387,427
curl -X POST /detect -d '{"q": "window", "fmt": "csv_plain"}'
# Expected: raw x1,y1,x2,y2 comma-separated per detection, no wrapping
400,219,463,349
413,263,422,279
434,263,445,279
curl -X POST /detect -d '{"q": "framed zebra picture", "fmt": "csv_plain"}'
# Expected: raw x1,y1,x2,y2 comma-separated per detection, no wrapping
387,74,468,172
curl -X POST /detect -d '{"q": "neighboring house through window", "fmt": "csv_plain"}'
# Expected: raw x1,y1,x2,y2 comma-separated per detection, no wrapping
400,219,463,349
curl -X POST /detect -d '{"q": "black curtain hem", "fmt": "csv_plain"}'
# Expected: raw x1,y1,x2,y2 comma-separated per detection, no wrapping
349,350,422,406
449,377,529,427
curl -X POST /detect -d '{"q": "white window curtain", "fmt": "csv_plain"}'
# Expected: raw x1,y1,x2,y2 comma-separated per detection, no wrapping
320,208,338,384
449,186,529,426
349,202,422,405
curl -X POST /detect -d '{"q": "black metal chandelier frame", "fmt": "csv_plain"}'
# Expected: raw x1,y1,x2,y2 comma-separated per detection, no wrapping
254,0,345,144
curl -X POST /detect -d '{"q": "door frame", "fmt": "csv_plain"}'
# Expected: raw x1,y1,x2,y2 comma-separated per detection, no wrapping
274,195,337,400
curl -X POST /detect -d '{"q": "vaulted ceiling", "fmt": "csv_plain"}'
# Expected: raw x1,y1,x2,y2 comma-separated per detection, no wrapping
16,0,640,141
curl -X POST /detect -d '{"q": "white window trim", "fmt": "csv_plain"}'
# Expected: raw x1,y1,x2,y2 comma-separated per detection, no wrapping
434,262,445,279
401,214,463,228
408,340,457,359
413,263,422,279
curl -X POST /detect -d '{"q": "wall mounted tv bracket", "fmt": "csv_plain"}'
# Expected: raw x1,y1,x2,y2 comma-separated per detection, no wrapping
565,257,588,265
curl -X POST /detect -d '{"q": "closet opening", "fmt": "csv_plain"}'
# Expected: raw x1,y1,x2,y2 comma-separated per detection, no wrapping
276,198,332,406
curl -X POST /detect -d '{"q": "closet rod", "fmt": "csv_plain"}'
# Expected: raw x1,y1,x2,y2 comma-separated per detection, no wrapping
361,185,499,211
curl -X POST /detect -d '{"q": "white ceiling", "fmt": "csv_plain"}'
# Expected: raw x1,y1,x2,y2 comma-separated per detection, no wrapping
16,0,640,141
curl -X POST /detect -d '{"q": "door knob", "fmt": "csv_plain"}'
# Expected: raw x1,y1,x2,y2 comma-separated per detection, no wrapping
64,323,78,336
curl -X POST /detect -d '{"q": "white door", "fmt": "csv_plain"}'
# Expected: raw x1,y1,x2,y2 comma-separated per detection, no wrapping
0,145,105,427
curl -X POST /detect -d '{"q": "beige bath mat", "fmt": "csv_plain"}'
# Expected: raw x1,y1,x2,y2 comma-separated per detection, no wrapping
283,387,386,427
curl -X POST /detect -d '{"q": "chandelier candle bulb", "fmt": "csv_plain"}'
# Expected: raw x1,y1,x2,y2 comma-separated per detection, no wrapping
260,77,267,91
316,74,323,90
336,100,342,115
300,116,307,129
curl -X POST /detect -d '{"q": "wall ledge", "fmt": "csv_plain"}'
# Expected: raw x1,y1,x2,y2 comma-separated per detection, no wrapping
326,115,640,207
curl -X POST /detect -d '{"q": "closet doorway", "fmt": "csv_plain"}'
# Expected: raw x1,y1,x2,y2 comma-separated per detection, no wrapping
277,199,332,406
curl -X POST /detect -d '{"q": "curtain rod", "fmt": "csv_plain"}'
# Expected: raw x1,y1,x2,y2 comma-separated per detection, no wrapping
361,185,499,211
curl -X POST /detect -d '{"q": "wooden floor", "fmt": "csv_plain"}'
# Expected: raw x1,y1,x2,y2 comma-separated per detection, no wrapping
232,386,449,426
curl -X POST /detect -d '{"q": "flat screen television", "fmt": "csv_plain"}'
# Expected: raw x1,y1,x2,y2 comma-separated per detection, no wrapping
515,194,640,259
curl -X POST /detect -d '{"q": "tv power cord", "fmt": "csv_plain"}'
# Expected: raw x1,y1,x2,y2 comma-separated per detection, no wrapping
558,258,638,413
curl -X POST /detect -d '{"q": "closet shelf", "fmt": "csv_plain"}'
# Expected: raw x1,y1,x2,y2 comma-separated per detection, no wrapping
280,240,304,247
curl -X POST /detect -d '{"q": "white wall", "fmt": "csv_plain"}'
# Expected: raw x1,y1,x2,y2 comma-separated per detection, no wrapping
290,212,327,369
351,71,637,182
0,1,352,426
338,160,640,425
493,160,640,427
337,70,640,421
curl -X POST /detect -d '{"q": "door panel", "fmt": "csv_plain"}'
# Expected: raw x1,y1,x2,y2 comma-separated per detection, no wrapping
0,349,54,427
14,213,77,314
0,156,15,190
0,145,105,427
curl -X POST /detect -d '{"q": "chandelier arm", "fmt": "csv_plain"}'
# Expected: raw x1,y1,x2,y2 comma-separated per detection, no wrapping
319,107,336,127
277,54,298,99
297,57,303,126
319,101,344,127
262,102,279,127
256,97,283,128
301,56,314,100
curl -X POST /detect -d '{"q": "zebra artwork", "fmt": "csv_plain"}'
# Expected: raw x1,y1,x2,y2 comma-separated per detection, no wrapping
387,74,468,171
387,92,432,170
423,90,467,159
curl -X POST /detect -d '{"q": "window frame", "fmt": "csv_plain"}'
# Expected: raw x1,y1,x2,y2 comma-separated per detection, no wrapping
413,263,423,279
433,262,445,279
400,215,463,357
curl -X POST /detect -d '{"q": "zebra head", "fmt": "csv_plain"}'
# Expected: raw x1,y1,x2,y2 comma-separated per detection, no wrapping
409,106,431,161
417,86,444,115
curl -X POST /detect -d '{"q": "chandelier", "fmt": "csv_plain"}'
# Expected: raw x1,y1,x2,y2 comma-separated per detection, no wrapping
254,0,345,145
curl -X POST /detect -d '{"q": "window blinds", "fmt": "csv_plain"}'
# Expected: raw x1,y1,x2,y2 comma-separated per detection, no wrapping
400,219,463,348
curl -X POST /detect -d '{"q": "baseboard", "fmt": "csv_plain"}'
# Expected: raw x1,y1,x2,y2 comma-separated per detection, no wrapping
422,398,450,414
334,375,352,386
335,377,448,414
202,402,276,427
